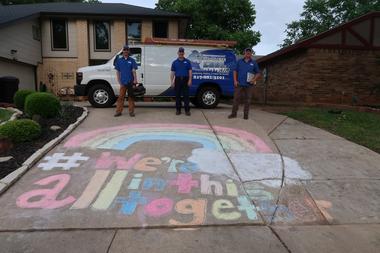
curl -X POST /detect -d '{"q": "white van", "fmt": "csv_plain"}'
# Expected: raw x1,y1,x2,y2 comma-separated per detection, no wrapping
75,44,237,108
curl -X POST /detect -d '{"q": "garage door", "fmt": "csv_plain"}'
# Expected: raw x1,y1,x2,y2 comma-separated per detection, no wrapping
0,60,35,90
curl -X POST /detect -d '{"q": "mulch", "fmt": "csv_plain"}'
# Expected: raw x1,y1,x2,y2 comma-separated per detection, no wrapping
0,105,83,179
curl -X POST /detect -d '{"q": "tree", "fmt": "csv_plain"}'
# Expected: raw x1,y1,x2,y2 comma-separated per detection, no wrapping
282,0,380,47
156,0,261,52
1,0,100,4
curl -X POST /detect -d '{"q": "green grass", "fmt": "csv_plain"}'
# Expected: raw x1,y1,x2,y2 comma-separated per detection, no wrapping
0,108,13,123
283,108,380,154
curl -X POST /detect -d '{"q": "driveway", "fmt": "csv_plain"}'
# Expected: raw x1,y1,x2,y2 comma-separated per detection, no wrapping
0,103,379,252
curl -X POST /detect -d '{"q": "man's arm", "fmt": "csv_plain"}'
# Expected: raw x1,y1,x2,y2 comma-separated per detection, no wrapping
170,71,175,87
233,70,238,87
250,62,261,84
116,71,122,86
251,72,261,83
188,69,192,86
132,69,137,85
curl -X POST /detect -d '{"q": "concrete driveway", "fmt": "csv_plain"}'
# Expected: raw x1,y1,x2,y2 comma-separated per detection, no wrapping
0,103,379,252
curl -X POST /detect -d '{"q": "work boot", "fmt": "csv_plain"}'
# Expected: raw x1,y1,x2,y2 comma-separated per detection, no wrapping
228,113,237,119
114,112,122,117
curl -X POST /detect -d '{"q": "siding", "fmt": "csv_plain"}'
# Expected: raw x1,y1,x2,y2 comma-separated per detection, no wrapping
0,19,42,66
168,20,178,39
41,18,77,58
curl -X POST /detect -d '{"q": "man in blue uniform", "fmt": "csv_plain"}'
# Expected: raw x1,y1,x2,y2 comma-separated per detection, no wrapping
170,47,192,116
228,48,261,120
114,45,138,117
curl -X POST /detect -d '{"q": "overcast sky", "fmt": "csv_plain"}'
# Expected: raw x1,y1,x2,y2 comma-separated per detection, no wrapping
102,0,305,55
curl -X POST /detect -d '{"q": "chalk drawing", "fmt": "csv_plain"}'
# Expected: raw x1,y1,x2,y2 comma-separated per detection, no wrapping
95,152,142,170
64,124,272,153
71,170,110,209
37,153,89,171
144,198,174,218
169,199,207,226
16,174,76,209
187,148,238,179
92,171,128,210
212,199,241,220
14,123,322,227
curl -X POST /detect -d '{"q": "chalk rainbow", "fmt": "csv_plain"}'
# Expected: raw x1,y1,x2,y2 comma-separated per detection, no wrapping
64,124,272,153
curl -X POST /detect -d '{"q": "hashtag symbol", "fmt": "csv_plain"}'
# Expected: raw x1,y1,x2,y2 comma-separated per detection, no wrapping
38,152,89,171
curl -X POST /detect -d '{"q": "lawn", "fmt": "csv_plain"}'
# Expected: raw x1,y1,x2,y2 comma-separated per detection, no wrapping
283,108,380,154
0,108,13,123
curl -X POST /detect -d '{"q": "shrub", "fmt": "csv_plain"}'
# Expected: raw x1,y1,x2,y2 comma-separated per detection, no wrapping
13,89,35,109
0,119,41,143
25,92,61,118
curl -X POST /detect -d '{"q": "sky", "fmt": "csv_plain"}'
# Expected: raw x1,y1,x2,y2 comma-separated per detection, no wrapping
102,0,305,55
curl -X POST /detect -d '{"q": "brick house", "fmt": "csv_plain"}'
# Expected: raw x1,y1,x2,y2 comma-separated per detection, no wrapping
256,12,380,106
0,2,188,93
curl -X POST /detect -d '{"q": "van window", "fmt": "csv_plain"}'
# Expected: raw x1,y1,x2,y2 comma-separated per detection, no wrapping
129,48,142,65
112,48,141,67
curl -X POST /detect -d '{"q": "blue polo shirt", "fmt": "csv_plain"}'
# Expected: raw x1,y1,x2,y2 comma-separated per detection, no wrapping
171,58,192,77
115,56,138,85
235,58,260,87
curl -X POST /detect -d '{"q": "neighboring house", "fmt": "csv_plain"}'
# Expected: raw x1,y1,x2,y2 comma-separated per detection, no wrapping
0,2,188,93
256,11,380,106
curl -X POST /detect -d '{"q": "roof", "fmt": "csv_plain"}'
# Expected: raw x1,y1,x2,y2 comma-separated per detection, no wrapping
0,2,188,27
258,11,380,64
144,38,237,48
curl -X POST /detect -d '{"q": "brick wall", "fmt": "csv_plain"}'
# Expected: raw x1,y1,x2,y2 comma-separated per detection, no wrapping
257,48,380,105
37,58,78,94
76,19,89,68
113,20,126,53
141,19,152,42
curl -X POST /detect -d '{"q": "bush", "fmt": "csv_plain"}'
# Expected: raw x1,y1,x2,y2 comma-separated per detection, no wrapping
25,92,61,118
13,89,35,109
0,119,41,143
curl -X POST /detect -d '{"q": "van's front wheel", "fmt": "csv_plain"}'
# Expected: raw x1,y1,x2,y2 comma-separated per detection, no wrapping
88,84,116,108
197,86,220,109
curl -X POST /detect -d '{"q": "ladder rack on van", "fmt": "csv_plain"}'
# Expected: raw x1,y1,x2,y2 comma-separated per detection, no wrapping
144,37,237,48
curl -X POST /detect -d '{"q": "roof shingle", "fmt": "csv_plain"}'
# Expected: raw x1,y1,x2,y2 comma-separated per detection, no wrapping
0,2,188,27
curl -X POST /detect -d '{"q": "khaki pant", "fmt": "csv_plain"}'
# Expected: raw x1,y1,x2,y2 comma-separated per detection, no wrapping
116,85,135,114
231,86,253,116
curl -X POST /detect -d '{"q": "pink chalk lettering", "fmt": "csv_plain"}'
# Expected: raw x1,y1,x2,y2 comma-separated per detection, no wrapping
95,152,142,170
16,174,75,209
144,198,174,217
170,173,199,194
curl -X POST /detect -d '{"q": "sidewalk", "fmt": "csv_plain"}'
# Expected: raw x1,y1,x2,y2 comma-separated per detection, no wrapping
0,103,378,252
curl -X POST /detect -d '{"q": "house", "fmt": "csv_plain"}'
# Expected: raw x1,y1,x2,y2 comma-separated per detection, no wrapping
0,2,188,93
255,11,380,106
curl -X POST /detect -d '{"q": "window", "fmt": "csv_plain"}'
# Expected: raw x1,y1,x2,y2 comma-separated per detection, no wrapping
32,25,41,41
153,21,168,38
94,21,111,51
130,48,142,65
51,19,68,50
127,21,142,42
